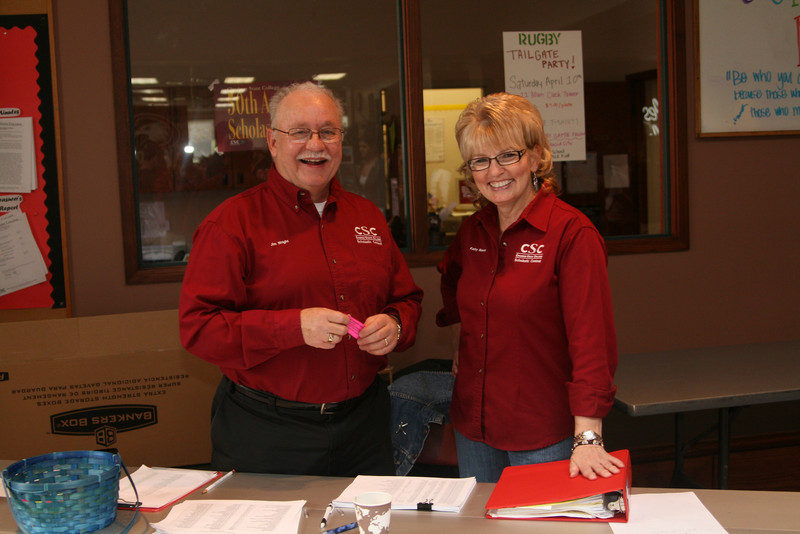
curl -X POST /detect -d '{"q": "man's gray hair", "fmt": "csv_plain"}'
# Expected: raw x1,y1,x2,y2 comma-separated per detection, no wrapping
268,81,345,128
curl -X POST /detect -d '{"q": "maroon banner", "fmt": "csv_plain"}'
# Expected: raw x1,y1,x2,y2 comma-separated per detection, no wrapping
214,82,283,153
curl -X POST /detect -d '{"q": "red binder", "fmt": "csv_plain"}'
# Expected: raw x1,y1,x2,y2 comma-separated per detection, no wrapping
485,449,631,522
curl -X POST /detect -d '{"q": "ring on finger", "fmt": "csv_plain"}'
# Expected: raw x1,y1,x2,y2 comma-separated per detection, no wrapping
328,333,334,343
384,337,389,346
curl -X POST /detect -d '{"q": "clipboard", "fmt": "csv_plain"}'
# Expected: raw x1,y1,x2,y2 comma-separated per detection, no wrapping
117,466,224,512
485,449,631,522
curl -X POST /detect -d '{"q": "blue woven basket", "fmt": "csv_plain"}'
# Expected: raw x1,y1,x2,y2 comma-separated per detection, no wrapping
2,451,123,534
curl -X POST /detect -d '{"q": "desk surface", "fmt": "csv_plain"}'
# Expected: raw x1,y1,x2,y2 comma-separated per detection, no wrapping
2,468,799,534
613,340,800,416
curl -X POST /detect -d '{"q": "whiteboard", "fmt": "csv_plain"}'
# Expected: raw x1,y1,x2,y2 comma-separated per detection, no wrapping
696,0,800,136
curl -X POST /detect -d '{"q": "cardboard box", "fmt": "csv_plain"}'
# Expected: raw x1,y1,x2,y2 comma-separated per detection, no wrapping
0,310,222,467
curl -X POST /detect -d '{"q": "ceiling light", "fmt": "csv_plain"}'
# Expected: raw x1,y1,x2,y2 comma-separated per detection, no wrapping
313,73,347,81
131,77,159,85
224,76,255,84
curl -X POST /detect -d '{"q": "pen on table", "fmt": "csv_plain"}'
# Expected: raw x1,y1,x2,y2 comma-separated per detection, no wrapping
202,469,235,494
320,502,334,528
323,521,358,534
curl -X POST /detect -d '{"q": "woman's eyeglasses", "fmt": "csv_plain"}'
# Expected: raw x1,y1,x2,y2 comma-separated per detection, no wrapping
467,149,526,171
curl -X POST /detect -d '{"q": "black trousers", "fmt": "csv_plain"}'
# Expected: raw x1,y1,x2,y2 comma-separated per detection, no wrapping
209,375,395,476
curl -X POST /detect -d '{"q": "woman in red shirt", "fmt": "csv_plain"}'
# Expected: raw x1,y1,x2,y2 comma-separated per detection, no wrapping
437,93,624,483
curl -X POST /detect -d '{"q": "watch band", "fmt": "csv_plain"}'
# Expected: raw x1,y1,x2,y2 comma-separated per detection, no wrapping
572,431,604,451
386,312,402,341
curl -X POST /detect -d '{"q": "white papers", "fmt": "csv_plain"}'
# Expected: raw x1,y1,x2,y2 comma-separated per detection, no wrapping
332,475,476,513
118,465,222,510
150,499,306,534
0,211,48,296
0,117,37,193
610,492,727,534
488,491,623,520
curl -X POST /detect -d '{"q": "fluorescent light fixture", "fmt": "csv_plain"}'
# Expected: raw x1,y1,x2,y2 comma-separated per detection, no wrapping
220,87,248,95
313,73,347,81
134,88,164,95
224,76,255,84
141,96,168,103
131,77,159,85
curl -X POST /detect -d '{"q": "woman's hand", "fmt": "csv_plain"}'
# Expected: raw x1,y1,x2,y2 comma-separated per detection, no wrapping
569,445,625,479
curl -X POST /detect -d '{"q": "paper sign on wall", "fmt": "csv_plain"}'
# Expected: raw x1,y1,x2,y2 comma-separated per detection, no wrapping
504,31,586,161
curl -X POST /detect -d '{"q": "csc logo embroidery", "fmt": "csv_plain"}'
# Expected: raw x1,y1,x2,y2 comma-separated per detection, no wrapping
515,243,545,263
354,225,382,245
520,244,544,254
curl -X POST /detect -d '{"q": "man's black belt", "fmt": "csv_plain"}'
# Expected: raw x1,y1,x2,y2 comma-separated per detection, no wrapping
232,382,360,415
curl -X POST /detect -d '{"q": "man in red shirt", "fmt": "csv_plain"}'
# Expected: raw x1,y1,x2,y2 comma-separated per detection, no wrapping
179,82,422,476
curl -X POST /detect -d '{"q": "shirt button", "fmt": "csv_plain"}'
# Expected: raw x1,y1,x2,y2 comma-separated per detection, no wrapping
332,258,337,264
480,301,485,307
480,333,484,339
502,241,508,247
350,375,355,380
340,294,345,301
478,368,483,374
293,205,299,211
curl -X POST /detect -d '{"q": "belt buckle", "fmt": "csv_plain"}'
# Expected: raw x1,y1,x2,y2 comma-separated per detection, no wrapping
320,402,328,415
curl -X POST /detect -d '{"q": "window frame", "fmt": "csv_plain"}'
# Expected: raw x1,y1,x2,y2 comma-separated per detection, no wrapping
110,0,688,283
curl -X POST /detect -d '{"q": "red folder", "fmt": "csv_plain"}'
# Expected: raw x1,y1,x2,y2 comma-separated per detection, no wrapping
485,449,631,522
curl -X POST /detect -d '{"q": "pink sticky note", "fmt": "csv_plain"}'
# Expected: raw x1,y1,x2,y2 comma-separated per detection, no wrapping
348,317,365,339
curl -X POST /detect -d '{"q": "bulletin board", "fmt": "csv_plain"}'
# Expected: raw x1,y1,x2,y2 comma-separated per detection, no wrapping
0,0,70,319
696,0,800,136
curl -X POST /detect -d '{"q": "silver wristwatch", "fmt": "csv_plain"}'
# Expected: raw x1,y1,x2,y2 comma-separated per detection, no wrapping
572,430,604,451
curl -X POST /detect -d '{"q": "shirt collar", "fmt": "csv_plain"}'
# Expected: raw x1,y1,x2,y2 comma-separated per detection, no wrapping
475,188,556,234
266,166,342,211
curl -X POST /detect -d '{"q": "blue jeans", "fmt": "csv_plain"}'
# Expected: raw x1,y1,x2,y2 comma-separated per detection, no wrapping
454,429,572,483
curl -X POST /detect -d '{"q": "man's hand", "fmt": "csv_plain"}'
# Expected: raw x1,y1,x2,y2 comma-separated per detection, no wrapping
357,313,400,355
300,307,350,349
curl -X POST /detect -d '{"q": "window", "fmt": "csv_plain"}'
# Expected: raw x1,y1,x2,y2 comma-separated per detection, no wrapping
111,0,687,282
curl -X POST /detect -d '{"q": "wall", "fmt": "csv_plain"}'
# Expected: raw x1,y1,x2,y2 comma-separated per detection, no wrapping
52,0,799,442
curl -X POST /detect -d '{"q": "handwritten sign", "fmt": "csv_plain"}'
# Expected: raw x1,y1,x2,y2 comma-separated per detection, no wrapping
697,0,800,135
504,31,586,161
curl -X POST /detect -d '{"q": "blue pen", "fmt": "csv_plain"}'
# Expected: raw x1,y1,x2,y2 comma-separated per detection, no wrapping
324,521,358,534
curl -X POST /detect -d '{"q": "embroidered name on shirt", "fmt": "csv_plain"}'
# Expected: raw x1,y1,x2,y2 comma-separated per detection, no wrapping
354,225,383,245
469,247,487,253
515,243,545,263
270,239,289,246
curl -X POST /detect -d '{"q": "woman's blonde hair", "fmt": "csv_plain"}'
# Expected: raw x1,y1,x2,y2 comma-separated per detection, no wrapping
455,93,558,206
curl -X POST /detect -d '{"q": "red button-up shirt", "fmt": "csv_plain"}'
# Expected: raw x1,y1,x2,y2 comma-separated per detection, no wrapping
437,190,617,450
179,167,423,403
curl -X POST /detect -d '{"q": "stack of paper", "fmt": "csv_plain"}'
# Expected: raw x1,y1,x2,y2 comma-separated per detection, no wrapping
332,475,476,512
150,500,306,534
489,491,624,520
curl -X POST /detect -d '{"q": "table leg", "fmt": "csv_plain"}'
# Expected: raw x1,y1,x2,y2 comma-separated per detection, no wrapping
718,408,730,489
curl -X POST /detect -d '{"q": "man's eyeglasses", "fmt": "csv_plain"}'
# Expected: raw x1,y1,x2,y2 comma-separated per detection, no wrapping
466,149,526,172
271,127,344,144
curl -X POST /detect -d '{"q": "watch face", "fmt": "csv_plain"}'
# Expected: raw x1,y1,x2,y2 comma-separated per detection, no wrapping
579,430,599,440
